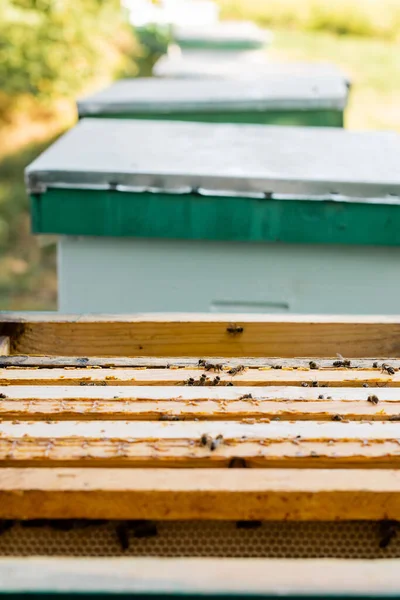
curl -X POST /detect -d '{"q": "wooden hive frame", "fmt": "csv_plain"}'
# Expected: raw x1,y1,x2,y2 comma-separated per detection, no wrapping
0,313,400,523
2,313,400,597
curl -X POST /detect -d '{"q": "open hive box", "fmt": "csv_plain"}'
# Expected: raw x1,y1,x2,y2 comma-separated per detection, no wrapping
1,313,400,597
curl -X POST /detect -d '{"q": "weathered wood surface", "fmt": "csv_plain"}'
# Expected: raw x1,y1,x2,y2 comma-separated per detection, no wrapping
0,468,400,521
0,367,398,386
0,385,398,421
1,421,400,468
0,356,398,368
2,469,400,520
0,314,399,519
2,313,400,357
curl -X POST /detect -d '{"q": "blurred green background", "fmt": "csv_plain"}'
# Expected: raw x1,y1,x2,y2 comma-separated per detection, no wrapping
0,0,399,310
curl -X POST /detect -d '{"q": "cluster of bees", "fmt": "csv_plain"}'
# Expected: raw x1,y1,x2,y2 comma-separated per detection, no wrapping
313,356,397,373
184,360,246,386
200,433,224,451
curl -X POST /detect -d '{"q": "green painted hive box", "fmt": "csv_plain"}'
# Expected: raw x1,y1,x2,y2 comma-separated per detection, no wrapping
161,19,272,80
77,75,349,127
171,19,272,52
153,55,350,84
26,119,400,314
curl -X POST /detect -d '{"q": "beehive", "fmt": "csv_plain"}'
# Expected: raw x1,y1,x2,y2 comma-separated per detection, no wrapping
77,75,348,127
26,119,400,314
1,312,400,591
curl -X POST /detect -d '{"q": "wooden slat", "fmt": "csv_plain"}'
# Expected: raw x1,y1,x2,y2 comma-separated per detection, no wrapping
1,421,400,467
3,419,399,439
0,355,397,368
2,313,400,357
0,385,399,421
0,367,398,386
2,558,400,596
1,468,400,520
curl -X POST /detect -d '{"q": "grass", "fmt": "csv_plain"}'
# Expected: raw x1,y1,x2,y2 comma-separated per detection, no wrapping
217,0,400,41
0,27,399,309
0,96,79,310
269,29,400,132
0,140,61,310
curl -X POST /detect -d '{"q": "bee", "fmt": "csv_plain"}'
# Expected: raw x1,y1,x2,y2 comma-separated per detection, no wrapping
227,323,244,335
212,376,221,386
115,522,130,551
379,520,399,549
373,362,379,368
333,353,351,368
382,363,396,376
301,382,309,387
200,433,211,446
368,395,379,404
0,393,6,399
272,365,282,370
198,374,208,386
210,434,224,451
239,393,253,400
229,457,247,468
228,365,246,376
200,433,223,450
0,520,14,536
389,415,400,422
318,394,324,399
363,383,369,388
131,520,158,539
185,377,195,386
226,382,234,387
236,521,262,529
309,361,318,370
311,381,319,387
204,362,223,373
332,415,342,421
159,414,180,421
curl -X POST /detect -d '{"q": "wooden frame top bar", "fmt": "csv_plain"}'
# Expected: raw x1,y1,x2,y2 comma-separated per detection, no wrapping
1,313,400,357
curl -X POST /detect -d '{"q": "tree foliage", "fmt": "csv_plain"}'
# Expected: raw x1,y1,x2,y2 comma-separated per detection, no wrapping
0,0,135,103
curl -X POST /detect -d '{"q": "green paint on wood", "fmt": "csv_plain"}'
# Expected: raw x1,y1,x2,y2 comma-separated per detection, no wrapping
31,189,400,246
81,109,343,127
176,39,264,51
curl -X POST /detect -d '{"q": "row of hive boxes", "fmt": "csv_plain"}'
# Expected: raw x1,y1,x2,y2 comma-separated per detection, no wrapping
114,16,348,127
26,22,400,315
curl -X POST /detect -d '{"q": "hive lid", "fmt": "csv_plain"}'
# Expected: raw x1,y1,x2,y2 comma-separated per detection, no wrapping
26,119,400,201
173,20,271,50
77,75,348,117
153,58,351,86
